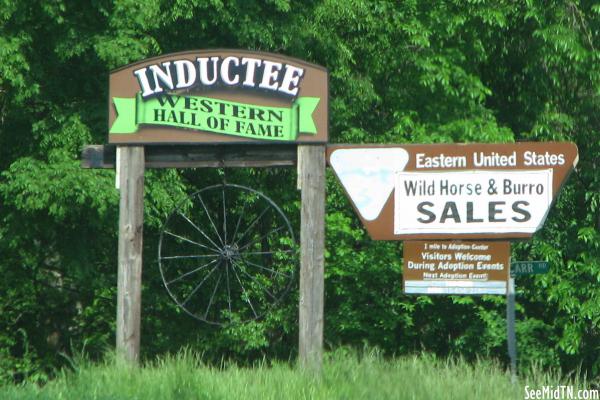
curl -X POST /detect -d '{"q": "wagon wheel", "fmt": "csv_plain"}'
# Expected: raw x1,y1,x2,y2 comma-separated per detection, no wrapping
158,183,297,325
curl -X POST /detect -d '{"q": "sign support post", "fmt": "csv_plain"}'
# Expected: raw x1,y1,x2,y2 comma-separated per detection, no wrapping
506,272,517,382
116,145,145,364
298,145,326,372
84,49,330,368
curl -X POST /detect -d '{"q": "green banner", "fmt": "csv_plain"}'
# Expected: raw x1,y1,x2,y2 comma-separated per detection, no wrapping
110,93,320,141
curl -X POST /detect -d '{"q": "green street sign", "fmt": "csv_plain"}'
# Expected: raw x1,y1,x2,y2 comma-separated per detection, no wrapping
510,261,549,277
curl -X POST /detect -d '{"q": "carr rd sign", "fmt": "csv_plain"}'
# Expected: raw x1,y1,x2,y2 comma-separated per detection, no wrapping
510,261,550,277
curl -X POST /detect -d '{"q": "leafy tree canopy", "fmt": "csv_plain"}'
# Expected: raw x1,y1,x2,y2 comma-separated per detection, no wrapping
0,0,598,383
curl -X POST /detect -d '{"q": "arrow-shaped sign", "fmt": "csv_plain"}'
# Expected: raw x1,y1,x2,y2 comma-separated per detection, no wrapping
327,142,578,240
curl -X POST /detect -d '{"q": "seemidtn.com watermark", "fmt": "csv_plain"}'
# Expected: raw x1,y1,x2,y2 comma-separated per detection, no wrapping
524,385,600,400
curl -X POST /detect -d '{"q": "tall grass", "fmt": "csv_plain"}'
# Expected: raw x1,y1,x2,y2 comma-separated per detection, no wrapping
0,349,590,400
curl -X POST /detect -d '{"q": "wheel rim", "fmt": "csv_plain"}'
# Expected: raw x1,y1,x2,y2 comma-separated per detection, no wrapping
158,184,297,325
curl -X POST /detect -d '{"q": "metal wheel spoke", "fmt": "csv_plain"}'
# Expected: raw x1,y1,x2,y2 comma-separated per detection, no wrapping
166,258,219,286
230,262,258,318
239,256,291,278
233,205,271,246
177,212,221,251
164,230,219,253
181,262,221,307
196,193,224,246
161,254,219,260
242,250,293,256
239,226,286,251
231,200,248,245
232,260,277,300
204,270,223,319
222,184,228,244
225,262,232,317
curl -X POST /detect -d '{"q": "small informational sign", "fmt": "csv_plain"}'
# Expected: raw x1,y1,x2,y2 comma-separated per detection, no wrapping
403,241,510,295
327,143,578,240
510,261,549,276
108,50,328,144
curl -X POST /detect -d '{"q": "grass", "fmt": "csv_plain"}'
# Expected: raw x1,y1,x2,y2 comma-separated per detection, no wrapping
0,349,590,400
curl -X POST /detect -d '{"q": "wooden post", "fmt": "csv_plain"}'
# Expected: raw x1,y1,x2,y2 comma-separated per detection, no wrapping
298,145,326,371
116,145,145,364
507,274,517,382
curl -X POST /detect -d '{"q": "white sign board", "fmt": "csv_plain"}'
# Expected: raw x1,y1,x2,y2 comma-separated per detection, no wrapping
394,169,553,235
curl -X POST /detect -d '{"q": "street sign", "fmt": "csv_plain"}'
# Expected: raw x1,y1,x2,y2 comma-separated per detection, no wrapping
327,142,578,240
403,241,510,295
510,261,550,276
109,50,328,144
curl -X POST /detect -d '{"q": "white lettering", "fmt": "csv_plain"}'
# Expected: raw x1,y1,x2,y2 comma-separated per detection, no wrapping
279,65,304,96
197,56,219,85
173,60,196,89
524,151,566,166
133,67,154,97
259,60,282,90
220,56,240,85
415,153,466,168
241,57,262,87
149,62,174,94
134,56,306,99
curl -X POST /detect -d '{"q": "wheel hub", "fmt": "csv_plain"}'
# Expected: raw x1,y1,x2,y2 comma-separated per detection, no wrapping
220,244,240,262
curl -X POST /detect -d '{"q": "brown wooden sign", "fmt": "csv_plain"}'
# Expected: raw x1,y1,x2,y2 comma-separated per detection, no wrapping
327,142,578,240
403,241,510,295
108,50,328,144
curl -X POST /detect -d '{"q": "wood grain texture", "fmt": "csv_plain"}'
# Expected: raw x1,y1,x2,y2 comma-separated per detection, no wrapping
298,145,326,372
81,144,297,169
116,146,145,364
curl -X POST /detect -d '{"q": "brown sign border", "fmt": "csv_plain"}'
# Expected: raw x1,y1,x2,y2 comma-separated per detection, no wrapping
327,142,578,240
108,49,329,145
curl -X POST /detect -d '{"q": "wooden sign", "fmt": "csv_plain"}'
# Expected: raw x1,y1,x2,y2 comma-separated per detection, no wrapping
327,142,578,240
108,50,328,144
403,241,510,295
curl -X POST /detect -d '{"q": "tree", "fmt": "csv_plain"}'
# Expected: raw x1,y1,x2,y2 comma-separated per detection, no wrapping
0,0,598,382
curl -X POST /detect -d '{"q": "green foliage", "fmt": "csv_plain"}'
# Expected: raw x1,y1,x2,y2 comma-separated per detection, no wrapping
0,0,598,384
